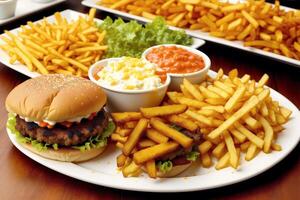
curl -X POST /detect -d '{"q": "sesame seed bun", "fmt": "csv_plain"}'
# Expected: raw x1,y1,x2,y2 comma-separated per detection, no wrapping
5,74,107,122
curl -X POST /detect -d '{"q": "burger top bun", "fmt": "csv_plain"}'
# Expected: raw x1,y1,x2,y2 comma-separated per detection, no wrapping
6,74,107,122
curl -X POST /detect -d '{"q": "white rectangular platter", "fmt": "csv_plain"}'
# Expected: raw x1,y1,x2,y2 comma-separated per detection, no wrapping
82,0,300,67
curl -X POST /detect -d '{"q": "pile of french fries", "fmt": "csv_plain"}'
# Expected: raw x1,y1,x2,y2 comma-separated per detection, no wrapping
99,0,300,60
111,68,292,178
111,106,194,178
0,9,107,77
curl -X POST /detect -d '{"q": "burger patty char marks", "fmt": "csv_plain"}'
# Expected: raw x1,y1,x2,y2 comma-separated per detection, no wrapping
15,110,108,146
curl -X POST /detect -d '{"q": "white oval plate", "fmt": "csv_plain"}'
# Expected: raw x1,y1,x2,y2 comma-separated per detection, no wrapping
6,70,300,192
0,10,205,78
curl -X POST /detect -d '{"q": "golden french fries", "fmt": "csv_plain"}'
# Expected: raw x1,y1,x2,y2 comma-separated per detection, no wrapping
123,118,148,156
99,0,300,60
111,68,291,178
133,142,179,164
140,105,187,118
150,118,193,148
146,129,169,144
0,8,106,77
112,112,143,123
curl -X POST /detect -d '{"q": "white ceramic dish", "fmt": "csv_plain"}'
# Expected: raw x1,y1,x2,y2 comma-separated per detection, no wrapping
0,9,205,78
0,0,65,25
82,0,300,67
88,57,171,112
142,44,211,91
7,70,300,192
0,0,17,19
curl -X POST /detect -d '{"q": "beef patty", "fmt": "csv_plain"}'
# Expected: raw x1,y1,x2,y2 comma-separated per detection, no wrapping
15,110,108,146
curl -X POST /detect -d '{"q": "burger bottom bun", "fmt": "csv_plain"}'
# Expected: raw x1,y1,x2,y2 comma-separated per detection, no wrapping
157,163,192,178
19,142,106,162
142,162,192,178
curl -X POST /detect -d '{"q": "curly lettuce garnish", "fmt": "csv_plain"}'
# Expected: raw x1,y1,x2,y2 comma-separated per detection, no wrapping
72,121,115,152
98,17,193,58
157,160,173,173
186,151,199,161
7,114,115,152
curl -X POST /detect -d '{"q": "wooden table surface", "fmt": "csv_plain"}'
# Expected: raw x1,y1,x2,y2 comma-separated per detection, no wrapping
0,1,299,199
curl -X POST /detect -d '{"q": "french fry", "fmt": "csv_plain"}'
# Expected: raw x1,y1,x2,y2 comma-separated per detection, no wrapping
198,141,213,155
111,133,128,143
258,115,274,153
146,160,157,178
224,131,238,168
133,142,179,164
234,123,264,148
224,85,246,113
150,118,193,148
146,129,169,144
212,142,226,159
245,143,258,161
140,105,187,118
117,153,127,167
166,114,198,131
280,107,292,119
229,128,246,143
199,85,220,98
123,118,148,156
112,112,142,123
116,142,124,149
271,143,282,151
185,110,213,126
201,105,225,113
215,152,230,170
138,139,156,148
183,79,204,101
124,121,138,129
117,128,132,137
208,96,260,140
201,153,212,168
122,160,141,177
177,97,208,108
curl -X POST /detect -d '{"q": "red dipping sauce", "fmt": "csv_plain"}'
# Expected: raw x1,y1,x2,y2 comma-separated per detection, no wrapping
146,46,205,74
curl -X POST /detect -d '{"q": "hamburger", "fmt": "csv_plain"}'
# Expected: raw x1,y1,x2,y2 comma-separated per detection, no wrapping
6,74,115,162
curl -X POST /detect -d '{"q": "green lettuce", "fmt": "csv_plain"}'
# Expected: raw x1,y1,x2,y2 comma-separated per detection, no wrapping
7,114,115,152
186,151,199,161
170,124,183,131
157,160,173,173
98,17,193,58
72,121,115,152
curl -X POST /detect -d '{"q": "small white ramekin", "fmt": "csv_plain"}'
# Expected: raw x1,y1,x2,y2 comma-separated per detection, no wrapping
88,58,171,112
142,44,211,91
0,0,17,19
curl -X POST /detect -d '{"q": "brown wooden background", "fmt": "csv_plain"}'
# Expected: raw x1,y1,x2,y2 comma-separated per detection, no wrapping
0,0,299,199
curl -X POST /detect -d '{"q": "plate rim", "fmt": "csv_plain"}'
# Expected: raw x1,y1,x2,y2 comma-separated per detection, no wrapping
6,70,300,193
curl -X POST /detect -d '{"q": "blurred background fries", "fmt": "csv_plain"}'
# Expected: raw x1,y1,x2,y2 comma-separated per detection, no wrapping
99,0,300,60
0,8,107,77
111,69,291,178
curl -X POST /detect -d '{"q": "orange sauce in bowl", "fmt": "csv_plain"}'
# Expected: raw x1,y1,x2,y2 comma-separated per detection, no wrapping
146,46,205,74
